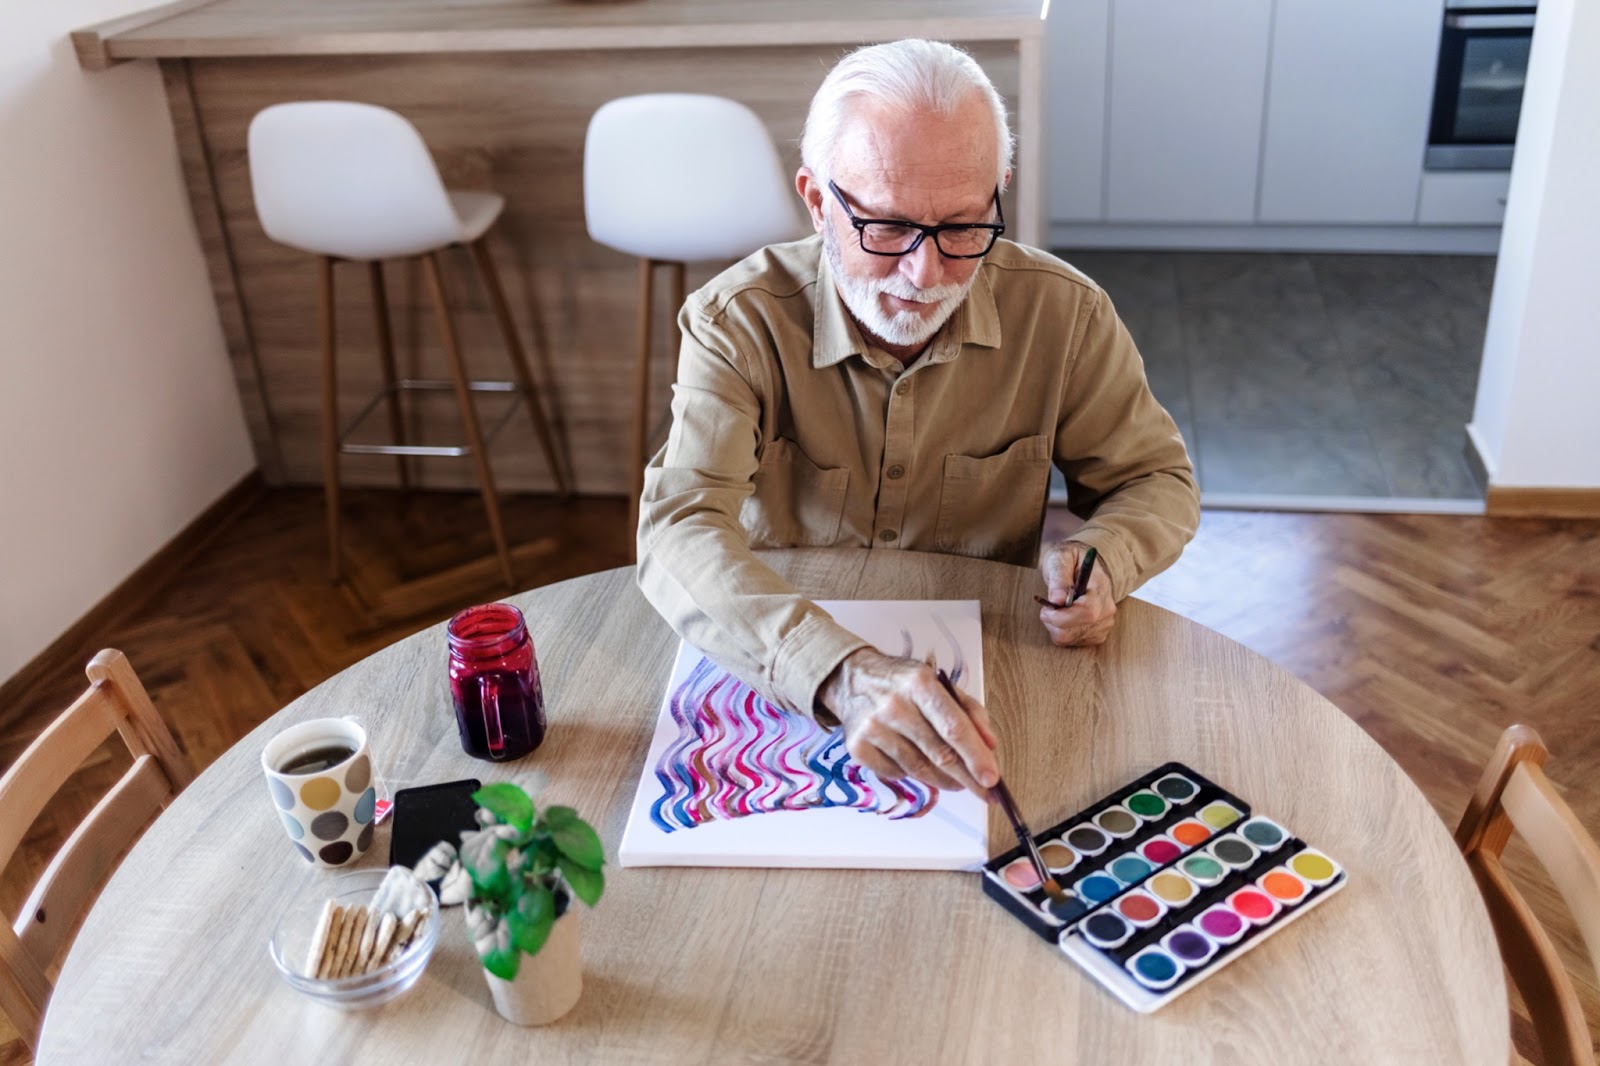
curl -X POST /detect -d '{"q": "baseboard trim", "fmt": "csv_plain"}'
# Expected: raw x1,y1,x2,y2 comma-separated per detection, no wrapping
1050,222,1502,255
0,470,266,716
1485,485,1600,518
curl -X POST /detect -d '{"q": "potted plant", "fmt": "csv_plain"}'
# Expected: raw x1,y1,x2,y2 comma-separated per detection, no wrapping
415,781,604,1025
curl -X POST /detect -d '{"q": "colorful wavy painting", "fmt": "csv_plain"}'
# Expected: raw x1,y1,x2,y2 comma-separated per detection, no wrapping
648,622,968,832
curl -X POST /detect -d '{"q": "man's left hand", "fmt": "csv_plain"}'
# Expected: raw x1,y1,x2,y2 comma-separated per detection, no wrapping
1038,541,1116,646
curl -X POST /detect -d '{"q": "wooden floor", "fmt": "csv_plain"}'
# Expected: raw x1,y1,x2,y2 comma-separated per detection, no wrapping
2,489,1596,1062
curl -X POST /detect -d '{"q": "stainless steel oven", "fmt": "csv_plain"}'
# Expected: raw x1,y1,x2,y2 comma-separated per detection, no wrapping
1426,0,1537,170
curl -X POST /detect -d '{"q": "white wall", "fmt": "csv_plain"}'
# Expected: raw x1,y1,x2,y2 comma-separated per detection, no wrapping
1470,0,1600,489
0,2,256,682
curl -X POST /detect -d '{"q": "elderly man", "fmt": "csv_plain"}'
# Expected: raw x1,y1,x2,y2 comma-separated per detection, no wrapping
637,39,1199,795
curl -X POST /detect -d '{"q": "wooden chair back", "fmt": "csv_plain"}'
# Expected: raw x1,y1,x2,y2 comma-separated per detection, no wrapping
0,649,193,1052
1456,724,1600,1066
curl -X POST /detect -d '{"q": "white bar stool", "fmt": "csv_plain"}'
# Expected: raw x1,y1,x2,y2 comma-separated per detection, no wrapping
583,94,803,544
249,100,567,588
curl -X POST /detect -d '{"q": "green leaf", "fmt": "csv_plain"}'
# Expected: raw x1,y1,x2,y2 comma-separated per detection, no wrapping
481,944,521,981
549,818,604,870
506,886,555,956
473,783,535,833
542,805,578,829
557,854,605,907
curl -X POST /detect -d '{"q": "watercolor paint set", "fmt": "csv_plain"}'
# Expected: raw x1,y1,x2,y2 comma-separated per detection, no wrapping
980,761,1346,1012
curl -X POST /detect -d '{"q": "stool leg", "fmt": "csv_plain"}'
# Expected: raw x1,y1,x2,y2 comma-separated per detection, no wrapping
319,255,342,582
422,252,515,589
629,257,657,553
368,260,411,491
469,238,569,498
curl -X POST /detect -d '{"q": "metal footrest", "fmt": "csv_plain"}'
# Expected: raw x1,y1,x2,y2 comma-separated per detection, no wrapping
339,379,521,458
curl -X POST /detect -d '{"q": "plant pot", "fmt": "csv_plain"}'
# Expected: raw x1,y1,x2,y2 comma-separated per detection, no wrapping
484,908,582,1026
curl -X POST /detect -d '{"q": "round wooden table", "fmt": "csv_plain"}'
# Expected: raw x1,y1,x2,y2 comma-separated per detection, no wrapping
39,549,1508,1064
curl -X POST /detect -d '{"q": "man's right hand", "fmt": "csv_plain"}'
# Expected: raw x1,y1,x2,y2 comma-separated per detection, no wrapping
817,648,1000,794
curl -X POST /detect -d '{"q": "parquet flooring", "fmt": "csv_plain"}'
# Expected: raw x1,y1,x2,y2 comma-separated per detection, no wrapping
1,491,1595,1063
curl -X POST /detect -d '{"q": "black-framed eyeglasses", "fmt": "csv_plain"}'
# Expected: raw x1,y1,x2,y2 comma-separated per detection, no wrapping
827,180,1005,259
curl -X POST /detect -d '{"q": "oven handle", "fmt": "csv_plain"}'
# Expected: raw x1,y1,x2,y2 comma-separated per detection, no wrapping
1446,13,1537,28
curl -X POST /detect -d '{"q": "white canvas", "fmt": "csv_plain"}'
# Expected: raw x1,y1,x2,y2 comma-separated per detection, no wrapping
618,600,989,870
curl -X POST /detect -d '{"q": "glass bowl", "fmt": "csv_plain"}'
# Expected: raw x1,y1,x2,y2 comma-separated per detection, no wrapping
268,869,440,1009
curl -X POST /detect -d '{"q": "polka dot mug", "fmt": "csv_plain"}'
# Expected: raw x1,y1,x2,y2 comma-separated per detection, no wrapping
262,717,379,868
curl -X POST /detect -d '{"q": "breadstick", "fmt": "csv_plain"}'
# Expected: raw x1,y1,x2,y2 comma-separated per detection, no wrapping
305,899,337,978
355,906,380,972
314,905,347,979
366,912,398,974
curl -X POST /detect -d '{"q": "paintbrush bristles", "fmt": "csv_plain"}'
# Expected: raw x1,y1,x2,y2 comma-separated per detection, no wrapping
993,781,1066,902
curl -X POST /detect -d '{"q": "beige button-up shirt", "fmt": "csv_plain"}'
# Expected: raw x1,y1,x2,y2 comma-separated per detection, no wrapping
637,236,1199,718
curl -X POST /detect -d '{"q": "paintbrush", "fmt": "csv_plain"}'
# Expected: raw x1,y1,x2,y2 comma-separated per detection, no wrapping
933,668,1066,903
1033,545,1099,611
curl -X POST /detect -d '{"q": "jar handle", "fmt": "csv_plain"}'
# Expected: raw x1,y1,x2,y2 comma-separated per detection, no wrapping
479,675,506,757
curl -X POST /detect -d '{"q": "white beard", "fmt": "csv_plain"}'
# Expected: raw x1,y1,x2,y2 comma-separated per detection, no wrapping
823,223,977,350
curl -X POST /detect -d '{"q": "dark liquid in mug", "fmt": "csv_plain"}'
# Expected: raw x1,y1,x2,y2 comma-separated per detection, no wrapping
277,743,356,775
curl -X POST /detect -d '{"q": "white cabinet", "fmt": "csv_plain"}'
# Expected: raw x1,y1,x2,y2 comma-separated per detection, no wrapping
1257,0,1442,223
1046,0,1111,221
1105,0,1274,223
1417,171,1510,224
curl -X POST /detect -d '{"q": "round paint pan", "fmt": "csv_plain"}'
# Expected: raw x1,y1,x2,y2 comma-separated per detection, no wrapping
1114,889,1168,929
1161,925,1218,967
1288,848,1342,887
1138,835,1183,866
1179,854,1227,887
1075,872,1122,904
1238,816,1289,852
1065,824,1111,857
1226,886,1281,926
1207,834,1260,871
1000,857,1041,892
1196,904,1247,945
1258,867,1310,906
1108,854,1154,886
1081,910,1133,950
1152,772,1199,804
1123,789,1169,821
1168,818,1213,849
1040,891,1089,924
1126,946,1185,991
1148,871,1197,907
1198,801,1243,830
1093,805,1140,839
1038,841,1079,876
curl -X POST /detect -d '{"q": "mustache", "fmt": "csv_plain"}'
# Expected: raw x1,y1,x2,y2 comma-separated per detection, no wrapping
872,274,969,304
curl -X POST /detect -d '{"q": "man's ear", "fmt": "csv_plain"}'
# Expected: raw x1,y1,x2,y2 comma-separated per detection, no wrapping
795,168,827,233
1002,168,1013,193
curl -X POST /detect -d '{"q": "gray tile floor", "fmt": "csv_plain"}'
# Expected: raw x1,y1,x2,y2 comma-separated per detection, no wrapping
1053,251,1494,502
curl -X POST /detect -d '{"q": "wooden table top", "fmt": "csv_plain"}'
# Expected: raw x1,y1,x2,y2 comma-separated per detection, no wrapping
75,0,1044,65
38,549,1508,1064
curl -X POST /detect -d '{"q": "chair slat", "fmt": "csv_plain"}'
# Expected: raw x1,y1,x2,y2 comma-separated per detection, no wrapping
16,756,173,970
1468,850,1596,1066
0,685,120,871
1502,762,1600,991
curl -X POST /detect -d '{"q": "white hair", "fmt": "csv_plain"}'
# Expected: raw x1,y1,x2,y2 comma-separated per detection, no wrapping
801,39,1014,188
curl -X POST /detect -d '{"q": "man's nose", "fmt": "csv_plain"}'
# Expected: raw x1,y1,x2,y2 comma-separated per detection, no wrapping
899,237,944,291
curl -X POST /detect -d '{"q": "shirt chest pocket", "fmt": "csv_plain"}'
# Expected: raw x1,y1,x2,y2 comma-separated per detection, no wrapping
933,434,1053,565
740,438,850,549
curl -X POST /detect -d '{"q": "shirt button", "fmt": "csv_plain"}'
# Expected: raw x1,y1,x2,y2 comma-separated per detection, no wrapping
886,465,905,480
879,530,898,543
894,381,910,397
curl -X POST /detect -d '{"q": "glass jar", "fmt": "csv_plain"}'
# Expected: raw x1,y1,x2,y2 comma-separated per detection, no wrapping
446,603,545,761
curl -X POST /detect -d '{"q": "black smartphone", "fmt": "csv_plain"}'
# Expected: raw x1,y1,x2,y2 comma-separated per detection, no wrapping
389,778,482,878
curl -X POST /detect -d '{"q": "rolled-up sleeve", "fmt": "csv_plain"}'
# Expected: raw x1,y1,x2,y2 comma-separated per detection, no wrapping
1053,290,1201,601
635,300,868,717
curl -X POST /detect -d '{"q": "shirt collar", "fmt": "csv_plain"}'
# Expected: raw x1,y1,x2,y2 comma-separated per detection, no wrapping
810,239,1003,371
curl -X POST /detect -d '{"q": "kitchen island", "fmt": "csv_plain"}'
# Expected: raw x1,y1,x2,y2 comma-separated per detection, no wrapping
74,0,1045,493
